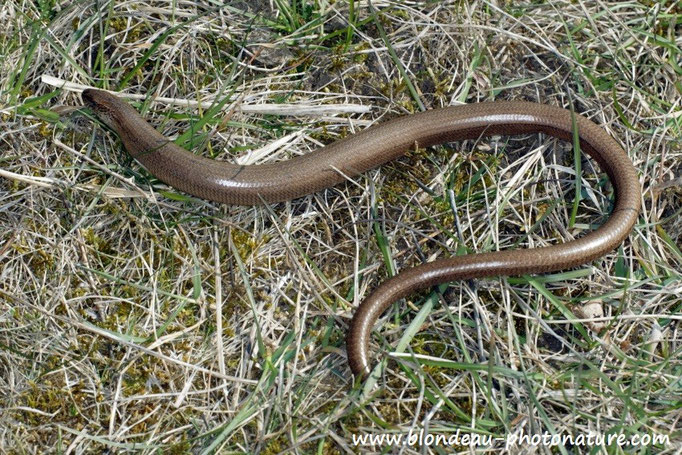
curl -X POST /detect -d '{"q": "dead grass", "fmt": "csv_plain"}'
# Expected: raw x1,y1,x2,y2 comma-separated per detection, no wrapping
0,0,680,453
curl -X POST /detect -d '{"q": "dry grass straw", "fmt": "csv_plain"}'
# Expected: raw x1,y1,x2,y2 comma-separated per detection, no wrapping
0,0,680,453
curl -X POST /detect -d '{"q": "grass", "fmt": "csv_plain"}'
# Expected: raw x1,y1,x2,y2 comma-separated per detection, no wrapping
1,0,681,453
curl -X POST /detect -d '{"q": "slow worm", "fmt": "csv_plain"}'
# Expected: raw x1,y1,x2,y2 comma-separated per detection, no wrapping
82,89,640,377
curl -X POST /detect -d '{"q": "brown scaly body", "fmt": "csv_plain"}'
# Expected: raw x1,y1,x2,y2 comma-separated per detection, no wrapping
82,89,640,377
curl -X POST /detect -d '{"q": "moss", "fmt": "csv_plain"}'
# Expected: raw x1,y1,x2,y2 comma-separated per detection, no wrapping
167,439,192,454
329,53,349,72
28,248,54,274
261,434,289,455
81,227,114,256
352,43,370,64
108,17,143,42
38,121,53,138
319,440,343,455
13,371,94,429
231,229,258,260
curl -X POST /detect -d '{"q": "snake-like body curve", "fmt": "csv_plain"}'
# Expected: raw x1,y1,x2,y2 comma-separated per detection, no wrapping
82,89,640,377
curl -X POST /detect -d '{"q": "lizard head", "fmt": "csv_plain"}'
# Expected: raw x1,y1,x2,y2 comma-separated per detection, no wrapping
82,89,133,132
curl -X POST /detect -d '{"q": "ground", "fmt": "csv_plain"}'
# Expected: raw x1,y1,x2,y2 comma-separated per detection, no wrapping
0,0,680,453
